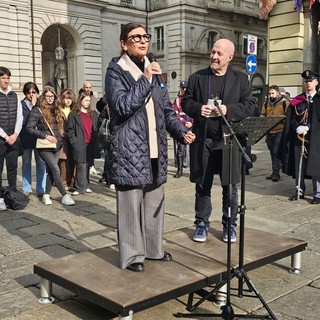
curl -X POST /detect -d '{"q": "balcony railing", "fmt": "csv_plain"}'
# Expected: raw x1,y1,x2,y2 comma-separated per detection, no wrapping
207,0,259,17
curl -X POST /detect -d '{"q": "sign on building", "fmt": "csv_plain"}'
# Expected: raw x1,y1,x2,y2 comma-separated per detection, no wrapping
247,34,257,56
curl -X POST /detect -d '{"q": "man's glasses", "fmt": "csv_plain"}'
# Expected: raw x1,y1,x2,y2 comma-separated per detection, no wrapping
125,34,151,43
45,95,55,99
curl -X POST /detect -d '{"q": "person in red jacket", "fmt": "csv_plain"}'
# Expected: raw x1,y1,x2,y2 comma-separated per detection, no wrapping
172,81,193,178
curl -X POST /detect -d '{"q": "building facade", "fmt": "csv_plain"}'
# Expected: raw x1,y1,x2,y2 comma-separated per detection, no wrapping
268,0,319,97
0,0,267,102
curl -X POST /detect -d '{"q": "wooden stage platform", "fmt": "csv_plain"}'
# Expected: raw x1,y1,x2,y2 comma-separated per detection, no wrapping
34,224,307,319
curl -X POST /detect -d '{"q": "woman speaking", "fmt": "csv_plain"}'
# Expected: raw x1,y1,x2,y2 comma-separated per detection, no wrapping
105,22,195,272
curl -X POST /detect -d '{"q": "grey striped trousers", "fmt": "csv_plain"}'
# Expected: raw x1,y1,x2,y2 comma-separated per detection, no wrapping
116,183,165,269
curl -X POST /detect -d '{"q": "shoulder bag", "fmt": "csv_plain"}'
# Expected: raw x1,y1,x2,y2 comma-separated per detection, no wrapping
97,105,111,149
36,108,57,149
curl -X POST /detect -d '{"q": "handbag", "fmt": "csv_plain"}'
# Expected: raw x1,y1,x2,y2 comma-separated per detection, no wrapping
36,138,56,149
36,108,57,149
98,106,111,149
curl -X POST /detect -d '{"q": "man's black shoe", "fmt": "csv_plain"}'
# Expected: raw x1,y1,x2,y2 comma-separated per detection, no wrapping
272,173,280,182
127,262,144,272
288,194,304,201
266,173,273,180
311,197,320,204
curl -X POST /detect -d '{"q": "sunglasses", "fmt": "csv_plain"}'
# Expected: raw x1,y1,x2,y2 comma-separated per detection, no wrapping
27,91,37,94
125,34,151,43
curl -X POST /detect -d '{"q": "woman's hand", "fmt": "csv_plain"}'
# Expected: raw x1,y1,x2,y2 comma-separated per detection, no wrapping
46,135,57,144
144,62,162,81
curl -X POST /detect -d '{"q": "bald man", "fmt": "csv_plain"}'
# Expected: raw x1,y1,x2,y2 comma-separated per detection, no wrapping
182,39,257,243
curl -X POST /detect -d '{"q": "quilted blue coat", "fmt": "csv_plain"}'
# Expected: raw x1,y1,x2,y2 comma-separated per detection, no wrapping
105,56,187,187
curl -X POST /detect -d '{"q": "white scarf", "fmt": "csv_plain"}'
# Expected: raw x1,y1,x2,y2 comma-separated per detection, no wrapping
117,53,158,158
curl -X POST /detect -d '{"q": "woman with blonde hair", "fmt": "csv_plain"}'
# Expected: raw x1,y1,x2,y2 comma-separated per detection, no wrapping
67,92,100,195
58,88,76,191
26,86,75,206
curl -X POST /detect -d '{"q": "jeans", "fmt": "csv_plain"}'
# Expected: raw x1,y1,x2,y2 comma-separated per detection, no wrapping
195,139,238,227
38,149,66,196
266,132,282,174
0,138,20,189
312,177,320,198
21,148,46,194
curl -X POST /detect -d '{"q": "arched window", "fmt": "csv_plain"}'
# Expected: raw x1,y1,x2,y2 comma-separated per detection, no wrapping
207,31,218,51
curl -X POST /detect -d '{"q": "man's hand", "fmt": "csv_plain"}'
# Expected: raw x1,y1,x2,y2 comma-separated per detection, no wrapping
4,133,18,145
183,131,196,144
201,104,227,117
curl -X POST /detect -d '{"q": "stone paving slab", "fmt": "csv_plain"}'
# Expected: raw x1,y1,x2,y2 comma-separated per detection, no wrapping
0,139,318,320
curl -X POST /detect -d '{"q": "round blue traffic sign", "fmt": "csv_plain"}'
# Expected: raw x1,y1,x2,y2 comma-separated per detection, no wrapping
246,55,257,74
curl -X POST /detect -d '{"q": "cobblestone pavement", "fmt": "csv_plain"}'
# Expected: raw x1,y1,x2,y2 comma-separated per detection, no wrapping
0,139,319,320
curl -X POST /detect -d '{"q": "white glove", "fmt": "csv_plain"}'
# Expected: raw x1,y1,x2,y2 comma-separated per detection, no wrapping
296,126,309,135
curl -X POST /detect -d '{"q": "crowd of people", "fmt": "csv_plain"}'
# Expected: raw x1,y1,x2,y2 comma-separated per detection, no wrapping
0,69,109,210
1,23,320,272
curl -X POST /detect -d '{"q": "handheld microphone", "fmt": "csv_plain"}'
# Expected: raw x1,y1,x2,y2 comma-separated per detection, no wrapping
147,52,165,89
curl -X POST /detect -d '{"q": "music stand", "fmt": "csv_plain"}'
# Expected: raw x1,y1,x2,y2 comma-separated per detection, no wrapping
174,116,285,320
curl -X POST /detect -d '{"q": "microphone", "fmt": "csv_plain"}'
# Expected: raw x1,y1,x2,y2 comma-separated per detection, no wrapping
147,52,165,89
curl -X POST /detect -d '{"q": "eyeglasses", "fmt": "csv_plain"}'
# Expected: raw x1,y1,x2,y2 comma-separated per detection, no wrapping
27,91,37,95
45,95,55,99
125,34,151,43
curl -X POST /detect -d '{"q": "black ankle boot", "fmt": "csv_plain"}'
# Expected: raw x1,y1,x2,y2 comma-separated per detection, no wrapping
174,156,183,178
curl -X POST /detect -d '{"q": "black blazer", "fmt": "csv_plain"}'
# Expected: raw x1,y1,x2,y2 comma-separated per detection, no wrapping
182,67,257,185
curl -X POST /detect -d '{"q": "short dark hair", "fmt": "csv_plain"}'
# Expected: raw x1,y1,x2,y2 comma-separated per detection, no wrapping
23,82,39,95
0,67,11,77
268,85,279,92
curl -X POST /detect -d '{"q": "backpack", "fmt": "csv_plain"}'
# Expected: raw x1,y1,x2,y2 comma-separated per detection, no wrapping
0,187,30,210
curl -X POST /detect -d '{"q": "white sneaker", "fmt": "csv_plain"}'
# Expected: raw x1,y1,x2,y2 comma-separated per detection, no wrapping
72,191,80,196
89,166,98,175
0,198,7,211
108,184,115,190
42,194,52,205
62,194,75,206
85,188,93,193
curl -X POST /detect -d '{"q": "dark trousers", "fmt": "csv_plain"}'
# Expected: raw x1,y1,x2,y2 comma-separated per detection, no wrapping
266,132,282,174
195,139,238,226
75,143,94,193
0,138,20,189
38,149,66,196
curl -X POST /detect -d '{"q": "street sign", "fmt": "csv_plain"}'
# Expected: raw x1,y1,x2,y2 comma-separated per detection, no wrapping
246,54,257,74
247,34,257,55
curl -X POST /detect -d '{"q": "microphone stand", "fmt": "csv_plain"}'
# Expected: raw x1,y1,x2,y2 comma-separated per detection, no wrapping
174,104,278,319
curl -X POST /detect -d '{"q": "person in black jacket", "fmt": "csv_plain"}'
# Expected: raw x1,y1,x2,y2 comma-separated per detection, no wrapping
105,22,195,272
279,70,320,204
26,86,75,206
66,92,100,195
20,82,46,197
182,39,257,244
0,67,23,211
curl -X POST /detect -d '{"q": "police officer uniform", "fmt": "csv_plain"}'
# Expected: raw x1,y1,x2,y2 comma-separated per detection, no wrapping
279,70,320,204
